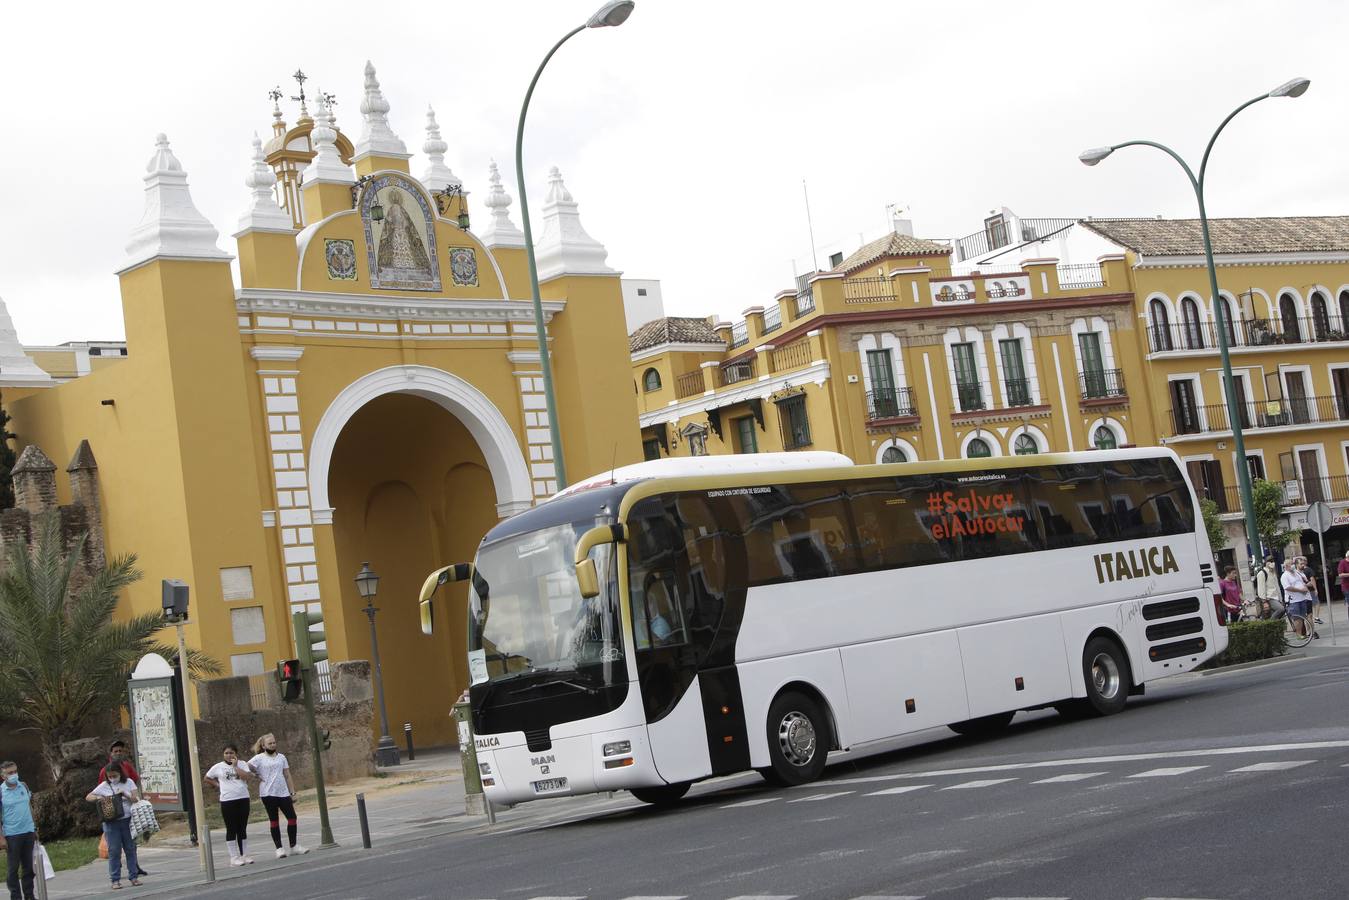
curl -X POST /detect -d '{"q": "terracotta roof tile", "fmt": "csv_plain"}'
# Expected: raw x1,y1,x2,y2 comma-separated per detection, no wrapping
1080,216,1349,256
832,232,952,274
628,316,724,353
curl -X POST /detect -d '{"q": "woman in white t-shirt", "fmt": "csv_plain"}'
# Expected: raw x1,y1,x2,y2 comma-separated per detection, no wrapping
204,744,256,866
247,733,308,859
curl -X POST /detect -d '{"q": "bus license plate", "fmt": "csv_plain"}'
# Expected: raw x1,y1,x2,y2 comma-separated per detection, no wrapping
532,777,568,794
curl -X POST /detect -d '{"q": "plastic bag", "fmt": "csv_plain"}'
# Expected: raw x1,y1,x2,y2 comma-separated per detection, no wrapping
37,842,55,880
98,832,109,859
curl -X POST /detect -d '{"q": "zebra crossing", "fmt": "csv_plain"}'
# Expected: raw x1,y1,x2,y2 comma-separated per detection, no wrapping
466,894,1224,899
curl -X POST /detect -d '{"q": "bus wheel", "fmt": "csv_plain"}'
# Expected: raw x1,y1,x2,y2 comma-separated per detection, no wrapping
763,691,831,786
948,711,1015,737
630,782,691,806
1081,636,1131,716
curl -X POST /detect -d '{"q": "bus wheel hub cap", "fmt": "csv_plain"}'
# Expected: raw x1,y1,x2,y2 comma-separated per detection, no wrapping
1091,653,1120,699
779,712,816,765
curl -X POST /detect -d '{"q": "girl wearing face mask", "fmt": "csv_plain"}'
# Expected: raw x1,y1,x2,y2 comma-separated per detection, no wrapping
247,733,308,859
205,744,256,866
85,761,141,889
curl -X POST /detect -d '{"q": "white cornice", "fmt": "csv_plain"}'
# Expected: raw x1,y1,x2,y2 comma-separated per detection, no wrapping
637,360,831,428
629,341,726,363
235,288,565,323
1136,251,1349,269
250,346,305,361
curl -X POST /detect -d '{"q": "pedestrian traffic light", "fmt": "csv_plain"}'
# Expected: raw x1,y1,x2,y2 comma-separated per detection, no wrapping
277,658,302,702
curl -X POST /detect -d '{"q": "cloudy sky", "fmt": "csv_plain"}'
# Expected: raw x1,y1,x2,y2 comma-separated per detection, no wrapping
3,0,1344,344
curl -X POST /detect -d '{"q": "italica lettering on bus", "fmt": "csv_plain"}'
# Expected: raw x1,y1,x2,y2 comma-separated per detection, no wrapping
1093,545,1179,583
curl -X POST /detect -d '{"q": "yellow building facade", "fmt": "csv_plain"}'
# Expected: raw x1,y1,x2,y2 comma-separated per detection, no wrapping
633,214,1349,589
6,64,641,747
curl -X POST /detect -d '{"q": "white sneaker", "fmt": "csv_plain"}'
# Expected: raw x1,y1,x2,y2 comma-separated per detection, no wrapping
290,844,310,855
241,856,255,865
275,847,289,859
229,857,246,867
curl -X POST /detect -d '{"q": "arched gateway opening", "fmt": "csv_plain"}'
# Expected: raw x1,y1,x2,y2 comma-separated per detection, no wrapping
311,366,533,746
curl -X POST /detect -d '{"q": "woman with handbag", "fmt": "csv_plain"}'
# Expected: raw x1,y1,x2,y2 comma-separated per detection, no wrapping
85,761,141,889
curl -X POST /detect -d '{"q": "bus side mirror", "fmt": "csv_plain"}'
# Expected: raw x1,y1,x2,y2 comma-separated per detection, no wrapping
573,523,627,600
418,563,474,635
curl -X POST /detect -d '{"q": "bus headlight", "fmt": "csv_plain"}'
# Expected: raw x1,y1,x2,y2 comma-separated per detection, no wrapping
602,740,631,757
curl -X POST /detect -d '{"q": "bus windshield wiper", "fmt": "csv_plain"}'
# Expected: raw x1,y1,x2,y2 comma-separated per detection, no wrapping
507,674,601,696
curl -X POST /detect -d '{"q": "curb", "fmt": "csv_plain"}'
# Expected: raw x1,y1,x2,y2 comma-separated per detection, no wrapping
1198,651,1306,676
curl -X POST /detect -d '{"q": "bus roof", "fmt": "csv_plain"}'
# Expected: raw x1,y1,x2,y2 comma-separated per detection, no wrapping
550,451,854,501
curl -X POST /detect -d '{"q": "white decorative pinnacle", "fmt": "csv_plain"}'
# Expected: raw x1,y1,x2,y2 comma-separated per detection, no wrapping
123,134,231,269
420,105,460,192
237,133,293,233
353,61,409,161
535,166,616,279
0,296,54,387
302,93,354,187
477,160,524,249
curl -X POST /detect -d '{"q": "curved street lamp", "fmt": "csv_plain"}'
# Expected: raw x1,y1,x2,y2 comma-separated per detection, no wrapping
516,0,637,491
1080,77,1311,569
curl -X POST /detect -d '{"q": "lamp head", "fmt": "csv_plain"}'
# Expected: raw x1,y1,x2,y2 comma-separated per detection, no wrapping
354,561,380,599
587,0,635,27
1078,146,1114,167
1268,77,1310,98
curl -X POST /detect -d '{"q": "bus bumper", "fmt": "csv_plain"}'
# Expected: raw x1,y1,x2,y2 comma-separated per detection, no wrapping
478,724,666,805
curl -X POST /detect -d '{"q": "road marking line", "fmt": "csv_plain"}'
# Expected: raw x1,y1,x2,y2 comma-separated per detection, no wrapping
865,784,933,796
1230,760,1315,773
525,897,587,900
940,778,1017,790
725,896,797,900
719,797,781,809
787,790,855,803
618,896,688,899
1032,772,1106,784
849,896,925,899
1130,766,1208,778
819,739,1349,786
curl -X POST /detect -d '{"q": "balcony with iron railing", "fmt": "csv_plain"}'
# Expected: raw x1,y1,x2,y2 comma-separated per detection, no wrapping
674,369,707,399
866,386,917,421
1055,262,1105,289
842,276,900,305
718,358,757,387
1147,315,1349,354
1079,368,1127,402
1002,376,1036,408
770,339,812,373
1220,475,1349,514
762,305,782,333
1169,394,1349,436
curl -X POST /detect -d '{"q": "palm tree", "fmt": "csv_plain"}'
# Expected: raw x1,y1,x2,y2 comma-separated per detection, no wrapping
0,513,220,781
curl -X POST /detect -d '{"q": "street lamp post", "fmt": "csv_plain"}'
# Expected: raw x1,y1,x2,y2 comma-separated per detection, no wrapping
1080,77,1311,571
355,562,400,767
515,0,636,491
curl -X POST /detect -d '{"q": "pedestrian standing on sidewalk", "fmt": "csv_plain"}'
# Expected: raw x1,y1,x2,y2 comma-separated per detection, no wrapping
204,745,255,867
1281,559,1313,640
1256,556,1283,619
1,760,38,900
97,742,148,880
248,734,308,860
1217,567,1243,625
1296,556,1322,633
86,761,141,890
1338,550,1349,608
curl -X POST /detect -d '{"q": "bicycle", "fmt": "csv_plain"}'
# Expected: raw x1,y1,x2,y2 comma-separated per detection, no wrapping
1237,601,1312,649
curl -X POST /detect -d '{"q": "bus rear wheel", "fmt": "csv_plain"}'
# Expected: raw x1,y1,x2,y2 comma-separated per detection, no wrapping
948,711,1015,737
1081,636,1131,716
630,782,691,806
762,691,831,786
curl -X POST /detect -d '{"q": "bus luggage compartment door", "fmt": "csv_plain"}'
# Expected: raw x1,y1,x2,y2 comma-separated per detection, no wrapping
956,614,1073,718
841,630,969,744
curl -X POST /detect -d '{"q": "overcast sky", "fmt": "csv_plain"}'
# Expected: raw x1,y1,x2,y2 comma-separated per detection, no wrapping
3,0,1345,345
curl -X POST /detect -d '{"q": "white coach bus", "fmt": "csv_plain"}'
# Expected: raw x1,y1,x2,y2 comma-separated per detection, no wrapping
419,448,1225,806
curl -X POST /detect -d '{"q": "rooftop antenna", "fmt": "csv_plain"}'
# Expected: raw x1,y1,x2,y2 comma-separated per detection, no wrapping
802,178,819,273
608,442,619,485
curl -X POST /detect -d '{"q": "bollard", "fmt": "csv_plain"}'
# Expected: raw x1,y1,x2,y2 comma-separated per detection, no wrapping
452,694,495,823
356,793,372,849
404,722,416,761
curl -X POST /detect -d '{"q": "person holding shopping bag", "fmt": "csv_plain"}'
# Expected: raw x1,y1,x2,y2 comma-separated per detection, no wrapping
85,761,141,889
247,734,308,859
204,744,255,866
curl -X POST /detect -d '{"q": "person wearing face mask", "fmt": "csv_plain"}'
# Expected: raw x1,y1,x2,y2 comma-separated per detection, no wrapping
204,744,256,867
1255,556,1283,620
1,761,38,900
247,734,307,859
85,761,141,889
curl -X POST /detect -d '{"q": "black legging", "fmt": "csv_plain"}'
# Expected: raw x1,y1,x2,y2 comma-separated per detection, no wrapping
220,798,250,855
261,795,298,848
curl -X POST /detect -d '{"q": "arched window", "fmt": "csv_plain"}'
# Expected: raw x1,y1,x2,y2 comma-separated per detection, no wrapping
1093,426,1118,450
1149,298,1173,351
1216,296,1238,348
1311,292,1331,340
1339,289,1349,334
1279,293,1302,342
966,437,992,458
881,445,907,464
642,368,662,392
1180,297,1204,349
1013,433,1039,455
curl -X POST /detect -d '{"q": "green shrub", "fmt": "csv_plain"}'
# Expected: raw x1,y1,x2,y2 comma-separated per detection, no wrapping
1198,619,1288,669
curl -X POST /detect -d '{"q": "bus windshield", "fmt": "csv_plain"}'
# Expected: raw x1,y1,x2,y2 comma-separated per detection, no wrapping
467,521,624,689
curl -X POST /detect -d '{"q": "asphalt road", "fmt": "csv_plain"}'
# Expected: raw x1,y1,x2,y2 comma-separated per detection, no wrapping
174,651,1349,900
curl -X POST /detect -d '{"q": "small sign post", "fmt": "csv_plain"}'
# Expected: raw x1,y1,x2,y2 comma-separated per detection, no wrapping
1307,500,1336,644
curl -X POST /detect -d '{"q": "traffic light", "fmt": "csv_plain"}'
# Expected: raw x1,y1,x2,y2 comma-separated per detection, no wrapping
277,658,302,702
162,579,189,621
319,728,332,751
295,609,328,667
